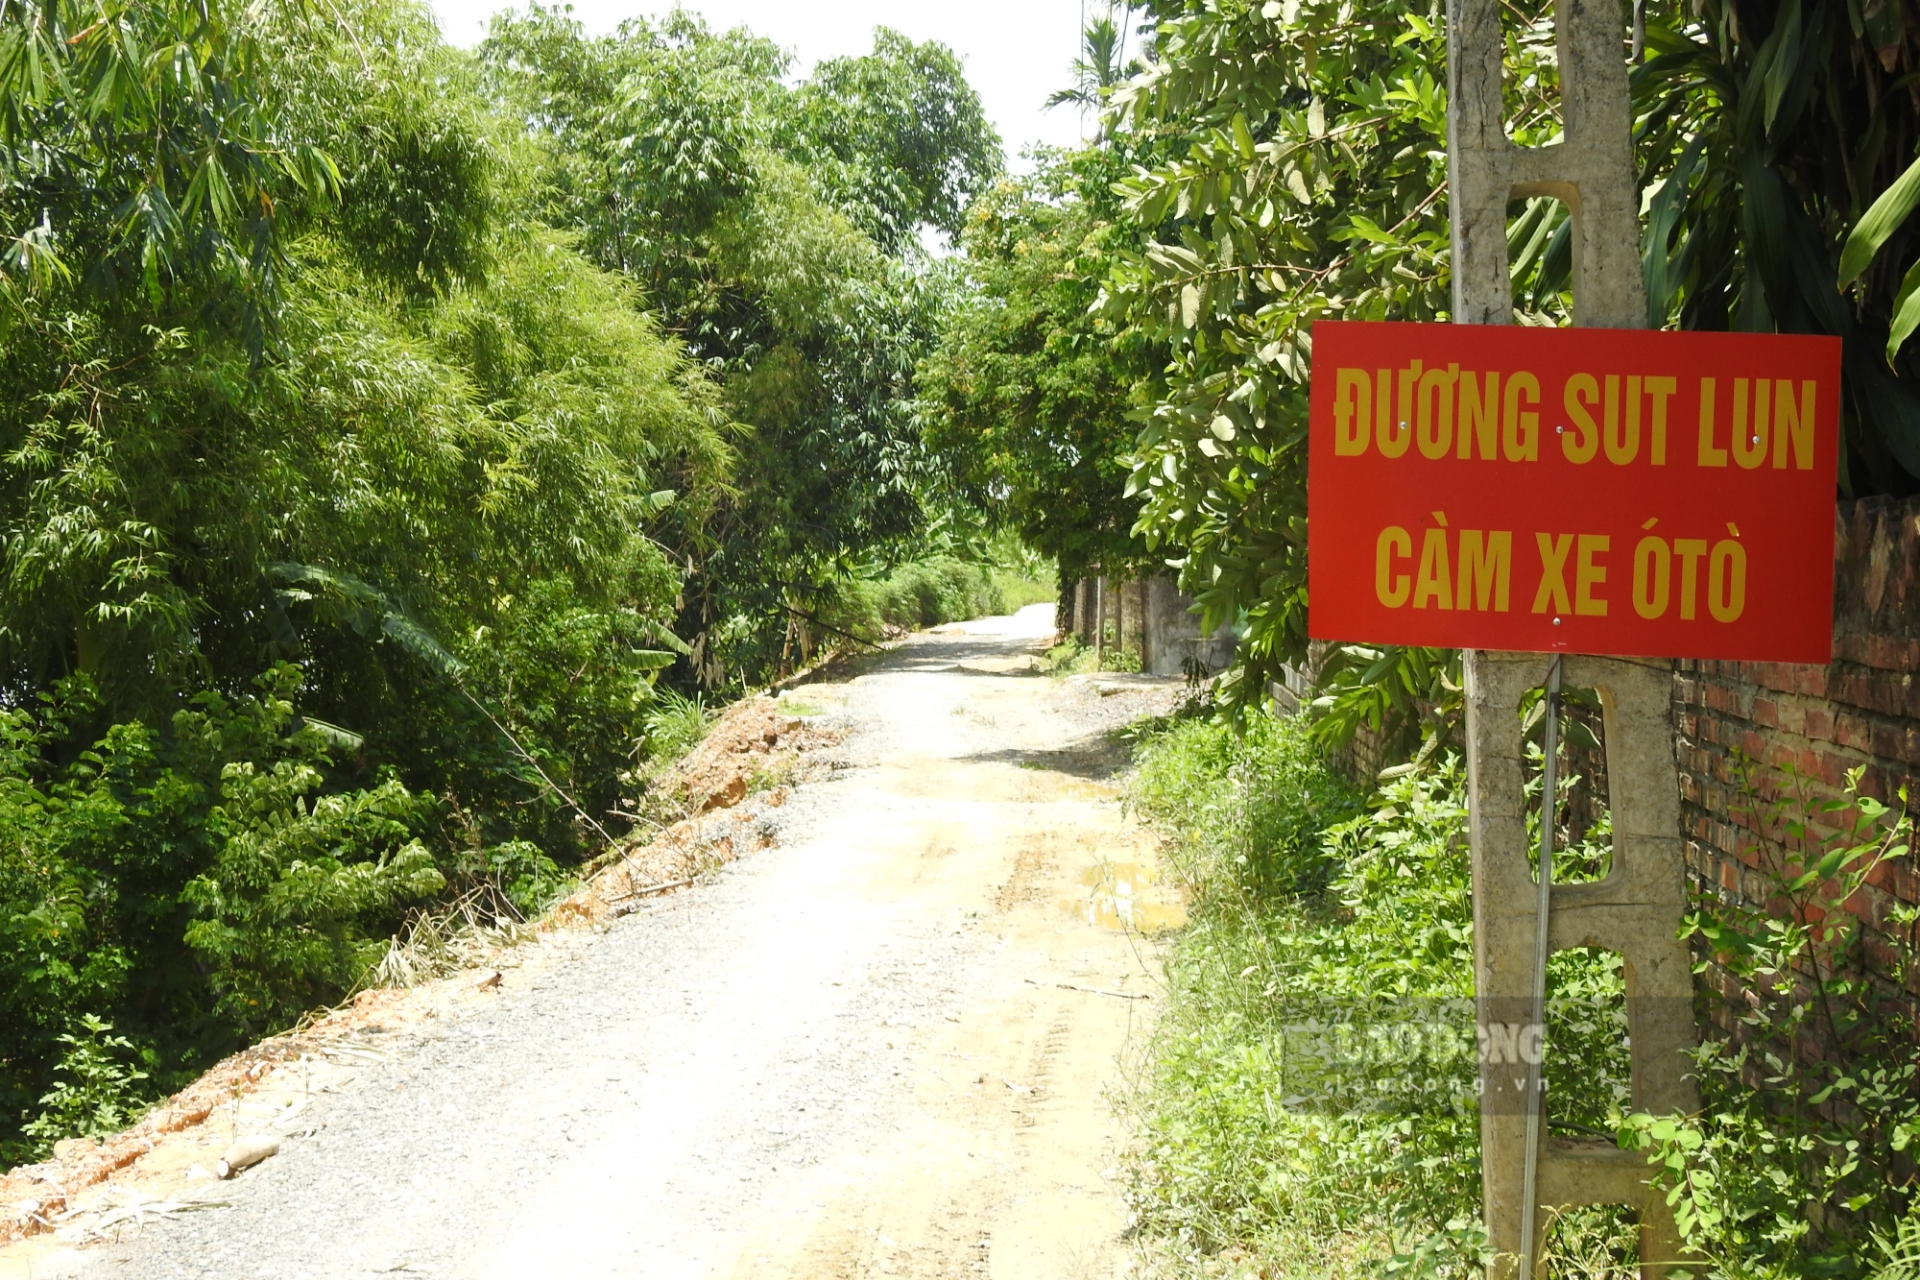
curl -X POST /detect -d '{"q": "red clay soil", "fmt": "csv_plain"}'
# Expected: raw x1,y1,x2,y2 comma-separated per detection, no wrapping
553,695,841,924
670,695,841,813
0,987,416,1244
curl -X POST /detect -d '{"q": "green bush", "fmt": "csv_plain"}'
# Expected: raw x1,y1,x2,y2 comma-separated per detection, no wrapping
1039,634,1148,676
0,665,447,1164
1125,708,1920,1280
1615,764,1918,1280
181,772,443,1034
479,841,572,919
19,1017,151,1150
1040,636,1098,676
1129,709,1365,902
817,556,1008,643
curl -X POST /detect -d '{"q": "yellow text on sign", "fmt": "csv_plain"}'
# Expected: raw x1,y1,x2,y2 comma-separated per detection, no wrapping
1333,367,1818,472
1372,523,1746,623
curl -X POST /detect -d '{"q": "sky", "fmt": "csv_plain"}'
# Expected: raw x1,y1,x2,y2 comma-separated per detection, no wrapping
425,0,1096,167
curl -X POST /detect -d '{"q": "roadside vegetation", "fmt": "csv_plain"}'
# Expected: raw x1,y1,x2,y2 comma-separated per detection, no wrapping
0,0,1021,1162
936,1,1920,1264
1122,708,1917,1280
809,539,1054,664
933,0,1920,737
11,1,1920,1271
1038,635,1145,675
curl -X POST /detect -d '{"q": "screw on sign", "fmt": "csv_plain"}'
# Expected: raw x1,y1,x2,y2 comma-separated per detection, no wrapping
1307,320,1842,664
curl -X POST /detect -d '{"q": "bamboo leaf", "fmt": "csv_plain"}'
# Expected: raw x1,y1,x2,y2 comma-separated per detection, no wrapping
1845,347,1920,478
1643,134,1705,327
1762,0,1803,134
296,718,366,752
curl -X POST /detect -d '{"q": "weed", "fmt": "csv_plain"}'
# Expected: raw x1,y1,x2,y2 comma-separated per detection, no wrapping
20,1017,151,1154
1615,760,1917,1279
480,841,574,918
1126,709,1920,1280
1127,708,1363,901
640,689,713,766
745,754,797,795
1041,636,1099,676
1122,708,1635,1279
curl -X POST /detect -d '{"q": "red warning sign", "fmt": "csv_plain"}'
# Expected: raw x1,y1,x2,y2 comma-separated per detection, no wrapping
1307,320,1841,662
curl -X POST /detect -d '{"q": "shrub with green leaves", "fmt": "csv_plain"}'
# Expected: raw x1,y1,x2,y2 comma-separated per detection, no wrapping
822,557,1008,641
1616,765,1918,1280
18,1017,150,1150
182,770,443,1035
0,666,445,1163
477,841,571,919
1129,707,1365,901
1125,708,1920,1280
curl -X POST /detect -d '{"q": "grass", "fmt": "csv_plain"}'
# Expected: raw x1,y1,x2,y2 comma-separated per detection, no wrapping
1120,708,1635,1280
745,752,797,795
1039,635,1144,676
1040,637,1098,675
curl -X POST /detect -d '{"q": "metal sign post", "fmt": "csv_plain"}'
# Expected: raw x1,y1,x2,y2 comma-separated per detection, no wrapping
1517,655,1560,1280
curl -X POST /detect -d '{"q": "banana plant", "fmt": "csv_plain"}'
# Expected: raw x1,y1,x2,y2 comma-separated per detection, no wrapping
1633,0,1920,494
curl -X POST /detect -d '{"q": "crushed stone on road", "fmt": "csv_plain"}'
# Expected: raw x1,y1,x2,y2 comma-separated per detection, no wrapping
2,603,1188,1280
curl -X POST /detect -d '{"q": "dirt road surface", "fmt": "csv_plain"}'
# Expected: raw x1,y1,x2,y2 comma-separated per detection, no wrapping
17,605,1186,1280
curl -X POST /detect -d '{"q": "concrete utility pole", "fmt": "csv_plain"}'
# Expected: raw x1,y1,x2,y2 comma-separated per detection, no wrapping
1443,3,1698,1277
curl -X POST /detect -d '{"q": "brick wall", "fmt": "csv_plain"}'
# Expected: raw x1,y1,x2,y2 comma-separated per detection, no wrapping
1675,495,1920,1025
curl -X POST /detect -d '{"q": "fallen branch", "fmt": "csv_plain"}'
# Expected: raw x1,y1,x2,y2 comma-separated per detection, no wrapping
607,877,695,901
606,878,696,917
1024,978,1151,1001
215,1136,278,1179
779,604,885,653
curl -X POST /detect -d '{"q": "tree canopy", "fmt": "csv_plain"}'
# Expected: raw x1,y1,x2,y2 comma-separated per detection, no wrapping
919,147,1156,588
965,0,1920,727
0,0,1002,1161
478,7,1000,679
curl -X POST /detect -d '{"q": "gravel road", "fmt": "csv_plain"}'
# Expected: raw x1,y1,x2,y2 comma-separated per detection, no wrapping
25,605,1184,1280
